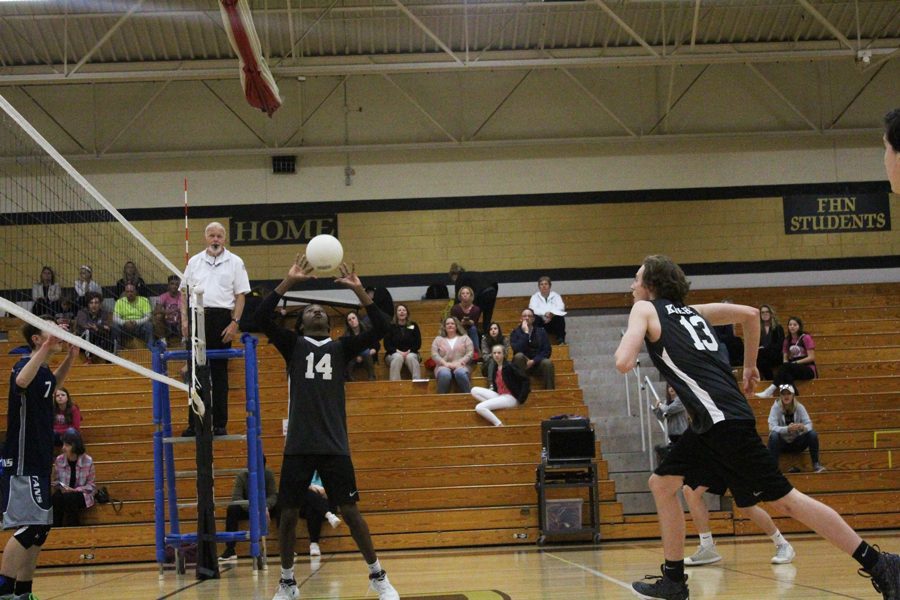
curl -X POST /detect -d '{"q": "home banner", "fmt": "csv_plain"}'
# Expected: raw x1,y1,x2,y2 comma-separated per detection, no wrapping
783,193,890,235
230,215,338,246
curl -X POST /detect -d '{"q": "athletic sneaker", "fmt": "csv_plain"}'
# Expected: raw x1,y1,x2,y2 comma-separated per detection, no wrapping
632,566,689,600
218,548,238,563
684,544,722,566
272,578,300,600
326,512,342,528
771,543,796,564
369,570,399,600
14,595,40,600
309,542,321,557
861,549,900,600
813,463,827,473
755,384,776,399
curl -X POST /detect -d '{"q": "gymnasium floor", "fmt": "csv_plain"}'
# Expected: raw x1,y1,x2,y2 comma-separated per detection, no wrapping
29,530,899,599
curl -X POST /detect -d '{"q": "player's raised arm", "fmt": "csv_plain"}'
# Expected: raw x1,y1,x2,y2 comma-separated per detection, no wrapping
615,300,655,373
693,302,761,393
53,339,80,388
15,334,56,388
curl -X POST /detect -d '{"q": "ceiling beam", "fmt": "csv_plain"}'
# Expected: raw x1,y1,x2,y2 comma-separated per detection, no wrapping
0,44,895,83
69,127,884,162
68,0,147,76
590,0,659,57
795,0,855,51
389,0,463,64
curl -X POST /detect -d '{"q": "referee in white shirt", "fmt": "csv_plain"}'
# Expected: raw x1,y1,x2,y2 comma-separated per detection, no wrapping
180,222,251,436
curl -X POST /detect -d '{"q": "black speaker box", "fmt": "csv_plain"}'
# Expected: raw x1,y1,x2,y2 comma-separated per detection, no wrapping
541,418,596,464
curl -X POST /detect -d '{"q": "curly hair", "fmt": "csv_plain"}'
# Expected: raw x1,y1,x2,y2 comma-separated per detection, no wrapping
641,255,690,303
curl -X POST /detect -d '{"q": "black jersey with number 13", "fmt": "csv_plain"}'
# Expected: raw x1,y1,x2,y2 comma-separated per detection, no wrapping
645,298,755,434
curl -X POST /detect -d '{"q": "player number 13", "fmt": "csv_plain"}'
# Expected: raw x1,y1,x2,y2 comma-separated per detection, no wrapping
304,352,333,380
679,315,719,352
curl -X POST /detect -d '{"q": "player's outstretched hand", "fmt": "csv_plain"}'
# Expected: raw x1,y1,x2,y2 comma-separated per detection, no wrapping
334,262,361,289
742,366,760,396
287,253,316,283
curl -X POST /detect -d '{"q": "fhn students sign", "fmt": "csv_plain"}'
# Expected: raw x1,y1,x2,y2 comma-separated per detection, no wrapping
783,194,890,234
230,215,337,246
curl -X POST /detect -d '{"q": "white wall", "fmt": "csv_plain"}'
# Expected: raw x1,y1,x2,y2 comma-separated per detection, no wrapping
76,135,887,210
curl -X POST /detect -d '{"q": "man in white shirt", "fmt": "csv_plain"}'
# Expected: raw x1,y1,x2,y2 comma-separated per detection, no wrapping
180,222,251,437
528,276,567,345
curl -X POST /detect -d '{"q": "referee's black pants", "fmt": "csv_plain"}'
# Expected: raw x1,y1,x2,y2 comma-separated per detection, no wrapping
187,308,232,431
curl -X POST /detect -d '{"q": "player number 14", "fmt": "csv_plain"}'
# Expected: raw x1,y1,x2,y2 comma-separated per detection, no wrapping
679,315,719,351
305,352,333,380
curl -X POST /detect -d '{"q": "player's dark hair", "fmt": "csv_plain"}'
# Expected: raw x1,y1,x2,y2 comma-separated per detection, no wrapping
85,291,103,305
295,304,330,335
641,255,690,303
61,429,86,456
21,316,55,349
885,108,900,152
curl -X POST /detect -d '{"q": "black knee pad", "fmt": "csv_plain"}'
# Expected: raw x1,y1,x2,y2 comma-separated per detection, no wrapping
14,525,50,549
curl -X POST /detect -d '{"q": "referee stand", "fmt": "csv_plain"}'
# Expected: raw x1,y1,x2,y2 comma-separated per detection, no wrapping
151,333,267,576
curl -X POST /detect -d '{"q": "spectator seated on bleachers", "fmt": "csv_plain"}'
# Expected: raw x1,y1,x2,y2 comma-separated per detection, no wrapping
652,384,688,464
342,310,378,381
430,316,473,394
510,308,555,390
756,316,817,398
757,304,785,381
76,291,114,361
54,293,77,328
218,459,279,563
471,343,530,427
528,275,567,345
114,260,151,299
112,282,153,350
450,286,482,357
384,303,422,381
153,274,183,342
713,300,743,367
767,384,825,473
448,262,498,332
480,322,510,378
74,264,103,309
31,265,61,317
300,471,343,557
53,387,81,447
51,430,97,527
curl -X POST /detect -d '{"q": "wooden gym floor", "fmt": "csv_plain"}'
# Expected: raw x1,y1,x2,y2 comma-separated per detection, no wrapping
24,530,900,599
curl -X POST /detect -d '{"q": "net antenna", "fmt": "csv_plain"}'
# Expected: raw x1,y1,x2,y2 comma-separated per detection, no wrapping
0,92,197,404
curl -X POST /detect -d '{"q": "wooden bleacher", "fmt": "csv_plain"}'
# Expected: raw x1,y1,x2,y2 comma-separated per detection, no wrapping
0,281,898,566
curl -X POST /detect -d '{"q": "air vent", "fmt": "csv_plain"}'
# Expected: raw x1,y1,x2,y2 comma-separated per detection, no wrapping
272,155,296,174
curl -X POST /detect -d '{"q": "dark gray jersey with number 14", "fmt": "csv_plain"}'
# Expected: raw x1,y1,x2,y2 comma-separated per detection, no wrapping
645,298,755,433
255,291,388,455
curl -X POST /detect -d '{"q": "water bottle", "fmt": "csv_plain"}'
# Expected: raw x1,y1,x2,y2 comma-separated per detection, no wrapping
540,446,548,464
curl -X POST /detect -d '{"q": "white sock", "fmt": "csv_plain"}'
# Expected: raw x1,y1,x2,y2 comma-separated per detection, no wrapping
367,559,383,576
281,566,295,581
770,530,788,547
699,532,714,548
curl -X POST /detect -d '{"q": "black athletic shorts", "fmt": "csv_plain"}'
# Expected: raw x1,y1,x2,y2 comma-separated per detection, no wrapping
655,420,793,508
278,454,360,509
